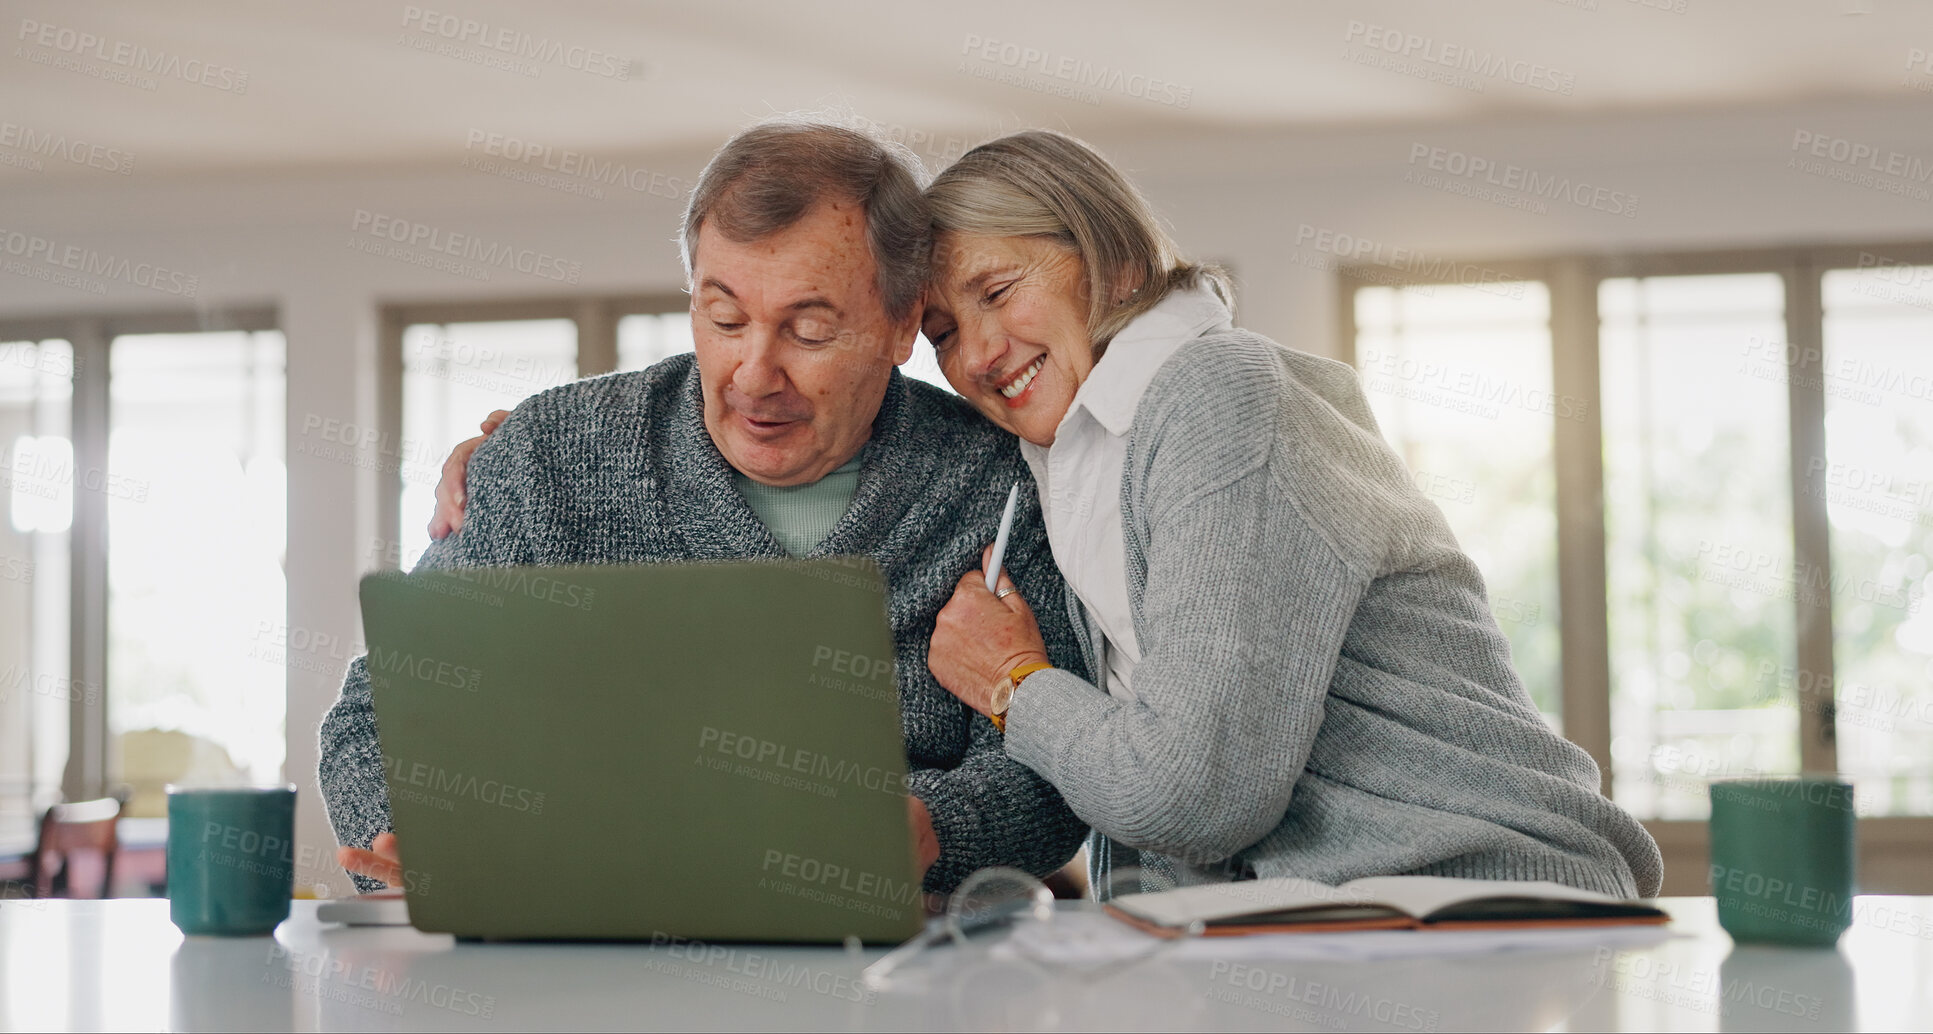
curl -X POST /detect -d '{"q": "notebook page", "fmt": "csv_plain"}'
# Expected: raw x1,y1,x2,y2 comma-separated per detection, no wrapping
1111,876,1377,928
1337,877,1627,920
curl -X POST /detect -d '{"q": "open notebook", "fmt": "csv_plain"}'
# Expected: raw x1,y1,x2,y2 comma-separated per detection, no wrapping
1106,876,1668,937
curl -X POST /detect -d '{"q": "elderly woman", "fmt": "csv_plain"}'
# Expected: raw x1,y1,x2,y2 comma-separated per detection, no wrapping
920,130,1662,898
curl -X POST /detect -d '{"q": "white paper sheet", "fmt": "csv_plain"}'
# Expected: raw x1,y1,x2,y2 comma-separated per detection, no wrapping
993,909,1682,966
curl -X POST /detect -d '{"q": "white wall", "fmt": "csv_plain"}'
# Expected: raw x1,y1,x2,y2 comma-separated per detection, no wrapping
3,96,1928,894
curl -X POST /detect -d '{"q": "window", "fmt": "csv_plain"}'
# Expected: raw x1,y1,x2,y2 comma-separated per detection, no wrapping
0,338,73,844
377,296,682,570
107,330,287,815
616,312,692,372
0,313,284,827
1821,265,1933,817
1599,275,1797,819
1354,283,1562,722
1343,247,1933,892
399,319,577,566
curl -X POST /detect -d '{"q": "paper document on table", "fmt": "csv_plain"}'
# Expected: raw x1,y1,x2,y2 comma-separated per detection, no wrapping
315,889,411,926
995,908,1681,965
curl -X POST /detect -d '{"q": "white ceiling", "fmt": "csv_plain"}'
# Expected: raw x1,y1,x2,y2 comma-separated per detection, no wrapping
2,0,1930,182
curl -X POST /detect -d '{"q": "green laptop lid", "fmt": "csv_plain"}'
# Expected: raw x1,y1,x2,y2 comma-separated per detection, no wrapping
358,557,923,944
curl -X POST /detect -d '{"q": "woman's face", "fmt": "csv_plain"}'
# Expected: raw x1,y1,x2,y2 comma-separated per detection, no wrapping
922,233,1095,447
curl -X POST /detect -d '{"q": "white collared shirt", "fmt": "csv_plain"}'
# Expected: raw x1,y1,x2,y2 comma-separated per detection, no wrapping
1019,284,1234,701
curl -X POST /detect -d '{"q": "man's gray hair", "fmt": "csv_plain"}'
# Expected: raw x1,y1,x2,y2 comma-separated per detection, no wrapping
679,117,931,325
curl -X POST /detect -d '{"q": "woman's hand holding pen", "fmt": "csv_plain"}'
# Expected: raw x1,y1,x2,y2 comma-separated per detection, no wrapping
929,544,1051,719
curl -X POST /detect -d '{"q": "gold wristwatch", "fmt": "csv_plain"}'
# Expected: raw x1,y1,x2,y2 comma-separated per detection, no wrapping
990,661,1053,733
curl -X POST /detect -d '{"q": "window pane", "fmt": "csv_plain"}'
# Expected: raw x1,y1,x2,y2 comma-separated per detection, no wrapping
0,340,73,846
107,331,286,815
615,312,693,372
400,320,576,566
1601,274,1796,819
1822,266,1933,816
1353,282,1562,724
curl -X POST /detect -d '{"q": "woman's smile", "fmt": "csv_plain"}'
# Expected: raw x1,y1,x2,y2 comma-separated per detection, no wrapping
995,355,1047,404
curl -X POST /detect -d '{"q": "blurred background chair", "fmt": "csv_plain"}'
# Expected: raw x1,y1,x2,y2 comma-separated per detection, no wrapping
27,797,122,898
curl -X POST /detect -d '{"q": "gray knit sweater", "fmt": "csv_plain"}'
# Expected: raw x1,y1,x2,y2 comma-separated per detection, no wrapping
318,354,1089,893
1004,330,1664,899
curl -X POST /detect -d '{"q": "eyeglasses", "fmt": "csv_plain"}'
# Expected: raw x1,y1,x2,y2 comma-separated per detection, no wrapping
859,865,1204,990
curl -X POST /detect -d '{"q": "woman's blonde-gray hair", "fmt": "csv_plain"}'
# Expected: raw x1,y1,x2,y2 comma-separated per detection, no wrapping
924,130,1231,352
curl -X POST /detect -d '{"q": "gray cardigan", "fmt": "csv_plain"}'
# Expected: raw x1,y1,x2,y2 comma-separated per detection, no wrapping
1004,330,1664,899
318,354,1089,893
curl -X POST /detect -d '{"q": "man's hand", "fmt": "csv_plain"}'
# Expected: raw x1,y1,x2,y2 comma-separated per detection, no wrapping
928,545,1051,717
337,831,404,887
428,409,511,540
908,795,940,880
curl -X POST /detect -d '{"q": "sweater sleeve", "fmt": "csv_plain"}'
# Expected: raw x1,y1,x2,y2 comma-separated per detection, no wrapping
904,486,1090,892
317,407,543,890
1002,337,1410,865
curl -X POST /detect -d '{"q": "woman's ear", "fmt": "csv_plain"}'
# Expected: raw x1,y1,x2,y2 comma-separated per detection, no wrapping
1111,267,1147,307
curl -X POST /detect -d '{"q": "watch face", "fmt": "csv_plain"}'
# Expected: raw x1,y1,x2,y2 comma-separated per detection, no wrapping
990,677,1016,716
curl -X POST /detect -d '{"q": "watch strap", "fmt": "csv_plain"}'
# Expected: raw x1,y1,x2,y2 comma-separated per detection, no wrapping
1008,661,1054,685
990,662,1054,733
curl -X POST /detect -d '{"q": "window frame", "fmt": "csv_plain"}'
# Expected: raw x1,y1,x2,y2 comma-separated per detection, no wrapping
1340,243,1933,893
373,293,689,564
0,306,281,810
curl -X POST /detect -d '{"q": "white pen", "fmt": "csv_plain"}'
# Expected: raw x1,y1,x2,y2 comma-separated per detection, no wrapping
984,482,1021,593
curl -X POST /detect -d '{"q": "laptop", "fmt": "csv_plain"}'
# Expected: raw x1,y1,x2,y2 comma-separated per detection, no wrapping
356,557,924,944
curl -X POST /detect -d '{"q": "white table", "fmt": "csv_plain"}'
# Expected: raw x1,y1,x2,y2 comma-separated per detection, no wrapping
1,896,1927,1031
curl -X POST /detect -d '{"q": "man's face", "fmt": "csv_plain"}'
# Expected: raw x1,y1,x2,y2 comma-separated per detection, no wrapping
690,199,917,487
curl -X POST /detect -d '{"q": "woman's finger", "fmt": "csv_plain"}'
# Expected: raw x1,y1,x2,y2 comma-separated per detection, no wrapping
429,436,485,539
992,569,1034,614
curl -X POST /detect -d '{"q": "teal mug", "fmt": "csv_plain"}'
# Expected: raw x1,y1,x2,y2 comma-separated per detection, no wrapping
1708,776,1856,947
166,784,298,936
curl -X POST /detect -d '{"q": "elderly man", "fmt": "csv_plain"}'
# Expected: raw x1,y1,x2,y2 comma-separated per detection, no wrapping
319,119,1088,894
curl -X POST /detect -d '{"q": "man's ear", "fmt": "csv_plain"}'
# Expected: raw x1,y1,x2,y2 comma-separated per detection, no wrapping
890,295,925,367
